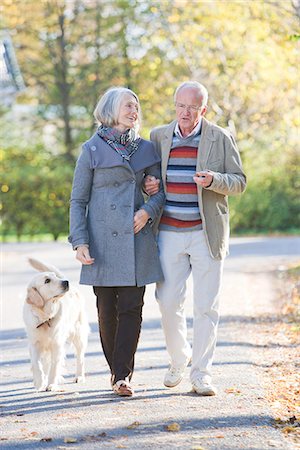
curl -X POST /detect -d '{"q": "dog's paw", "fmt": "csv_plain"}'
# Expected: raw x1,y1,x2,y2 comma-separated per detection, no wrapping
36,385,47,392
75,375,85,384
46,384,61,392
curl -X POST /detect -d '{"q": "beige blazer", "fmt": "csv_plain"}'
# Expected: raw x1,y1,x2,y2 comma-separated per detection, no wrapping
150,117,247,260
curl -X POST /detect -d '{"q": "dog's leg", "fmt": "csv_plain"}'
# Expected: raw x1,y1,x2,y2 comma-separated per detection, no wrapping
72,328,88,383
30,345,47,391
46,343,64,391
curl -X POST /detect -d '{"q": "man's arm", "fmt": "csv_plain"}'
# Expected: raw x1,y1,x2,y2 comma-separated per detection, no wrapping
195,133,246,196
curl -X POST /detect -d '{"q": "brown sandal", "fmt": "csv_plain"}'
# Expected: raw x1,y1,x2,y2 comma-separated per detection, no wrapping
113,380,134,397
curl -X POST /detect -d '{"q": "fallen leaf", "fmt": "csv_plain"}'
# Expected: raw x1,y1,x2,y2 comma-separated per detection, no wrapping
164,422,181,432
191,435,208,439
127,421,141,429
267,441,280,447
282,426,297,434
225,388,241,394
64,437,78,443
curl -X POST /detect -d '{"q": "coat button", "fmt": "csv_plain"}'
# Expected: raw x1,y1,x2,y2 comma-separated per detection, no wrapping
110,204,116,210
91,145,96,151
112,231,118,237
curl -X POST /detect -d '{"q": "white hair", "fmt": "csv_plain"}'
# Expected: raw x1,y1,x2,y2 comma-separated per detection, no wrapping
94,87,141,130
174,81,208,108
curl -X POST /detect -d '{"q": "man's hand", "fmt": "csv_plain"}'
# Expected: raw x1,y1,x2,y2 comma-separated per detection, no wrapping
76,246,95,265
193,171,213,188
144,175,160,196
134,209,150,234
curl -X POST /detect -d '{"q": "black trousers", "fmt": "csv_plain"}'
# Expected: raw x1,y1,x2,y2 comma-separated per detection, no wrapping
93,285,145,384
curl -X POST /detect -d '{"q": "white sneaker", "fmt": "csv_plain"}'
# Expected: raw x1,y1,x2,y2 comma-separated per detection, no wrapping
164,359,190,388
191,377,217,396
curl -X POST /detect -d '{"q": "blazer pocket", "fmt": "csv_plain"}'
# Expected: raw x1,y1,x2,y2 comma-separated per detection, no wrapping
214,212,229,252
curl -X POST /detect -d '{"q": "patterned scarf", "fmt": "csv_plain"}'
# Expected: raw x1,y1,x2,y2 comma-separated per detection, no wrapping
97,125,140,161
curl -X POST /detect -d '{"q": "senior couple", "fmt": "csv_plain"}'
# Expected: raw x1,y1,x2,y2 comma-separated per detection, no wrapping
69,81,246,398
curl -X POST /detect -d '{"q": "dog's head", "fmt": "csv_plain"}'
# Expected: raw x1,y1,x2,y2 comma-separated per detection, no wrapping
26,272,69,310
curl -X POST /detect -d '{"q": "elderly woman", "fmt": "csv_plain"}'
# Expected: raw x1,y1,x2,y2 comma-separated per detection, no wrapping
68,87,164,397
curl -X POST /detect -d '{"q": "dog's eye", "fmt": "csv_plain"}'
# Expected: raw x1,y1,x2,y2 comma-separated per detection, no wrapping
44,278,51,284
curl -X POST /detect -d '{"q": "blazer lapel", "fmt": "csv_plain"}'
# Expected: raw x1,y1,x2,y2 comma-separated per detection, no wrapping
161,121,176,191
196,118,216,171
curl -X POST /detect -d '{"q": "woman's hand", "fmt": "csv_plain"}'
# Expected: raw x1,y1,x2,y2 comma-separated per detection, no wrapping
134,209,150,234
76,246,95,265
143,175,160,195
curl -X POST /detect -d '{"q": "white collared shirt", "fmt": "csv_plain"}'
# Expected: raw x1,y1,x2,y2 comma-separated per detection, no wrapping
174,118,202,138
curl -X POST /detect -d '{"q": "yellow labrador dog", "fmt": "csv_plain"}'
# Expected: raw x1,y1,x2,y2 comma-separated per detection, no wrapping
23,258,89,392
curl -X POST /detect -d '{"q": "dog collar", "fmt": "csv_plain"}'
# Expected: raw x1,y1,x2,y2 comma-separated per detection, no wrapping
36,318,52,329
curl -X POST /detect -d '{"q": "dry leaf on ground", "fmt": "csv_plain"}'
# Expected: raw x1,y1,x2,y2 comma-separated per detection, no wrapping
63,437,78,443
164,422,181,432
225,387,241,394
127,421,141,429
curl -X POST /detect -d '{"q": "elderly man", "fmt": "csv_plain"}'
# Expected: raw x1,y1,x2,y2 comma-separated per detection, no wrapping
145,81,246,396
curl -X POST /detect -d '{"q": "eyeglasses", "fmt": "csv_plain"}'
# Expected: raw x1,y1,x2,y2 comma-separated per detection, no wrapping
175,102,202,112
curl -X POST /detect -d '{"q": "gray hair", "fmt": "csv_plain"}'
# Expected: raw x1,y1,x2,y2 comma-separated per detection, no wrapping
174,81,208,108
94,87,141,130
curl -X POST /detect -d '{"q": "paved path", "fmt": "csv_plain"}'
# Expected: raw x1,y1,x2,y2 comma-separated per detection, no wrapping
1,237,299,449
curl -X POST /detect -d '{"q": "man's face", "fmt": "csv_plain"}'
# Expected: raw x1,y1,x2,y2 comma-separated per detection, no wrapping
175,87,206,136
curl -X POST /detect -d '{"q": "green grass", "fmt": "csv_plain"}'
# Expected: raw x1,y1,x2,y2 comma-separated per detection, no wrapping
1,233,68,243
2,229,300,244
286,264,300,277
231,228,300,237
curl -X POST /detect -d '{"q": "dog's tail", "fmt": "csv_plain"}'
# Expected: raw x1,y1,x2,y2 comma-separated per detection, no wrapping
28,257,65,279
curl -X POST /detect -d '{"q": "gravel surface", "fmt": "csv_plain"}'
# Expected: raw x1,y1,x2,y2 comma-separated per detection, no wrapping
1,237,299,449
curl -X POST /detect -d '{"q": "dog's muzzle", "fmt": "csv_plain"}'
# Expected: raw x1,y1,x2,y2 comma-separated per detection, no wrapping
61,280,69,291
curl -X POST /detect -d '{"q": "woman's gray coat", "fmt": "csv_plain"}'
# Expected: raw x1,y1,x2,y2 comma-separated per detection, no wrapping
68,133,165,287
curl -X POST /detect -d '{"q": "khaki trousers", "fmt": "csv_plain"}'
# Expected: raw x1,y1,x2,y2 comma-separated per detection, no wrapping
156,230,224,382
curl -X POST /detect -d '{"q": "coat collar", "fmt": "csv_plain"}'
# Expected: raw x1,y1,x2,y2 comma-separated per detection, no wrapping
87,134,160,174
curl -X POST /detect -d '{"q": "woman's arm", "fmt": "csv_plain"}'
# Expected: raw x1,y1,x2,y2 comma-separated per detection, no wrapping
68,145,93,249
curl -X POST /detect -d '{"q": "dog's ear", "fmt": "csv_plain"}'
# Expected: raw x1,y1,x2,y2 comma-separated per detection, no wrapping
26,288,45,307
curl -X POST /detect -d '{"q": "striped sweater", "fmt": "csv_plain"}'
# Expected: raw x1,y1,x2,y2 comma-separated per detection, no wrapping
159,132,202,232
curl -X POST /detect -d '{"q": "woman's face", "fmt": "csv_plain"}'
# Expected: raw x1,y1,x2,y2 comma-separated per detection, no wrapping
115,94,139,132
